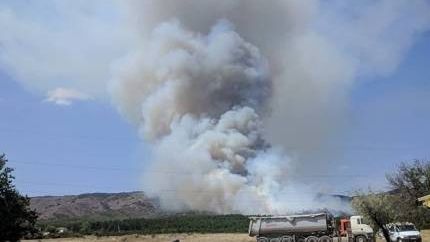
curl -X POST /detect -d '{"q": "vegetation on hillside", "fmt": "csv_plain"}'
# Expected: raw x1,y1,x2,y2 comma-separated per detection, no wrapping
38,214,249,237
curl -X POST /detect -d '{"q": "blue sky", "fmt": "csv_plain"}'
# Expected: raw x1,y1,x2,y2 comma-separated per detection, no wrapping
0,71,146,195
341,32,430,190
0,1,430,197
0,0,140,196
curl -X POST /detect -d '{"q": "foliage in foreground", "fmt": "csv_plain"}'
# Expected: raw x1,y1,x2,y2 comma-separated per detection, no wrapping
39,214,249,237
352,160,430,242
0,154,38,241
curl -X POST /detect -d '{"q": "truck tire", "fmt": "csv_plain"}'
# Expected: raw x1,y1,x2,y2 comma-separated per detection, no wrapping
296,237,306,242
270,238,280,242
305,236,319,242
354,235,367,242
281,236,294,242
319,236,332,242
257,237,269,242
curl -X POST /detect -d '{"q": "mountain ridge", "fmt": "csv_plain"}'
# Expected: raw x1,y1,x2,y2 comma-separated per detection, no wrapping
30,191,159,221
30,191,353,222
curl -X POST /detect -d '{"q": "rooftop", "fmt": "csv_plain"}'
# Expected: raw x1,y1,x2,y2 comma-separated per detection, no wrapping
418,194,430,202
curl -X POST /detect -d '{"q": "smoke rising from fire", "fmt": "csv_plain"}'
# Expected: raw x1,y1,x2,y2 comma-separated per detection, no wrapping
111,20,286,213
1,0,429,213
108,0,430,213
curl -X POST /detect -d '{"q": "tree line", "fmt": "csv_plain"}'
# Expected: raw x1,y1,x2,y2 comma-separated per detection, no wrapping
37,214,248,238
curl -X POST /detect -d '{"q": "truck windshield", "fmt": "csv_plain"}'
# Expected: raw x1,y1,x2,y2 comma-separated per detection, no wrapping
398,225,417,231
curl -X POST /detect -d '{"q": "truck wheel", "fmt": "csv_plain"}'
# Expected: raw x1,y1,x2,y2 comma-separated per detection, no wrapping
305,236,319,242
281,236,294,242
354,235,367,242
318,236,332,242
270,238,281,242
296,237,306,242
257,237,269,242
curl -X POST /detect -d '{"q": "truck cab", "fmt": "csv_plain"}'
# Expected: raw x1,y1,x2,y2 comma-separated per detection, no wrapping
340,216,374,242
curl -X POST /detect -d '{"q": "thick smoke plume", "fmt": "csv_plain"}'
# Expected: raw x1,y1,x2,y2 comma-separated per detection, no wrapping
111,20,293,213
109,0,430,214
1,0,429,214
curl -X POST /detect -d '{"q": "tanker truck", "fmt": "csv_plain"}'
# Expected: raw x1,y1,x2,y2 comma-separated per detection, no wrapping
248,213,374,242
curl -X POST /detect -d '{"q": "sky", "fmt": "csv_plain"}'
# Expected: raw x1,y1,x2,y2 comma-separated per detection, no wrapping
0,1,429,198
342,31,430,190
0,71,144,195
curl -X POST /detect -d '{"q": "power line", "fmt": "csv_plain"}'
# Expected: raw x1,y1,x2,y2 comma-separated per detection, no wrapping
0,126,137,142
10,160,134,172
9,159,372,178
1,126,427,150
22,188,351,207
18,179,354,197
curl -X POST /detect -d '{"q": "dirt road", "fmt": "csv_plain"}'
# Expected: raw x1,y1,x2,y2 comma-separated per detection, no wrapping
26,230,430,242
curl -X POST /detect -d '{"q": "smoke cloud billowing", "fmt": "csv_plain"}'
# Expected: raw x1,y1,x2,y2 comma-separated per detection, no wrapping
1,0,430,214
109,0,430,213
111,20,350,213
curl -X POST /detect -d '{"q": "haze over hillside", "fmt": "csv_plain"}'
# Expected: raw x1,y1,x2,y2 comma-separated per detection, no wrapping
30,191,352,221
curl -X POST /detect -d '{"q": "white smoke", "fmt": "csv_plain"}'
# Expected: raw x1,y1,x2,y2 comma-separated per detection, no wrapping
110,21,291,213
115,0,430,177
111,20,270,140
108,0,430,213
1,0,429,214
109,18,352,214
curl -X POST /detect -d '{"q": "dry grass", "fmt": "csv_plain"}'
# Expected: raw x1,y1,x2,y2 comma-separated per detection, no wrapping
422,230,430,240
25,230,430,242
26,233,255,242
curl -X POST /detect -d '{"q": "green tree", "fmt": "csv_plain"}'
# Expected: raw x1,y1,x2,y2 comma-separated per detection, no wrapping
386,160,430,228
352,192,398,242
353,160,430,242
0,154,38,241
79,221,92,234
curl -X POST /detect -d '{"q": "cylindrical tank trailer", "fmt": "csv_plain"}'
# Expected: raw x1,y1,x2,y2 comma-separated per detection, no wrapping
249,213,374,242
249,213,334,242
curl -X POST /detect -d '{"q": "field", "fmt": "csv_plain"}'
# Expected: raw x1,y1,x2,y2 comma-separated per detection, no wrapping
26,233,254,242
24,230,430,242
423,230,430,239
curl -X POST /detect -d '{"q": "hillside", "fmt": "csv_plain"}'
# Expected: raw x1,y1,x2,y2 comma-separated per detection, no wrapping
30,191,352,222
30,191,159,221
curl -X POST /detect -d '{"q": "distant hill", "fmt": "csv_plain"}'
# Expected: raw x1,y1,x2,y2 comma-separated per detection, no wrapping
30,191,159,222
30,191,353,222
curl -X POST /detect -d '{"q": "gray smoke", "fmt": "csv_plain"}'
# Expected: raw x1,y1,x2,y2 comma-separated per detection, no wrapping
1,0,429,214
110,20,290,213
109,0,430,214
